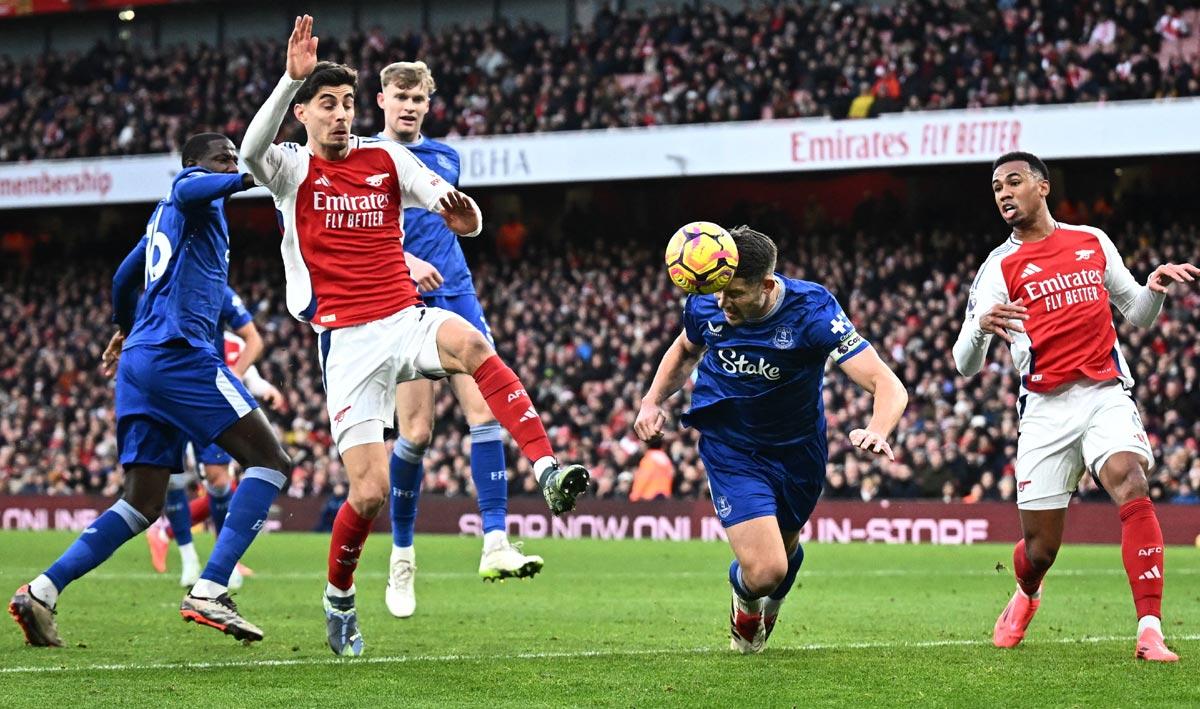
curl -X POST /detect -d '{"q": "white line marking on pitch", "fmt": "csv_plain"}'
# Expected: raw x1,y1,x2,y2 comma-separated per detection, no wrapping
2,634,1197,675
1,568,1195,582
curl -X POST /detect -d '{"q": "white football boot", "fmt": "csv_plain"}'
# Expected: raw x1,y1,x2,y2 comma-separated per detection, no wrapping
385,548,416,618
479,540,544,582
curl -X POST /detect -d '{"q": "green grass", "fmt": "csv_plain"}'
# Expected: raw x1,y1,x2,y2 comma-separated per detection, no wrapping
0,532,1197,707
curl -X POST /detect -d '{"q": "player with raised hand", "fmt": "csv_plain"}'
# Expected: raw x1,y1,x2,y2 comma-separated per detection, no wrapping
374,60,543,618
635,226,907,654
954,151,1197,662
240,16,589,656
8,133,291,647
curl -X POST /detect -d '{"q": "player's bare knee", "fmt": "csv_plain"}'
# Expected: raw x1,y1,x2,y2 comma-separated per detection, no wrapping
126,494,164,524
398,422,433,450
1024,541,1059,572
349,477,389,517
459,330,495,372
743,559,787,595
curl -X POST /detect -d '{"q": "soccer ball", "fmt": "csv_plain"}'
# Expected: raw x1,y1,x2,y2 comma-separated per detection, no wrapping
664,221,740,295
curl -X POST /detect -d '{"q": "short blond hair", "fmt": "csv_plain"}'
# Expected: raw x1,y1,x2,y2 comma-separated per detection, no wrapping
380,61,436,94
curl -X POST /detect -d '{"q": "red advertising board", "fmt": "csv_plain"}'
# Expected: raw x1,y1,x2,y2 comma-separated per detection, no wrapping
2,495,1197,545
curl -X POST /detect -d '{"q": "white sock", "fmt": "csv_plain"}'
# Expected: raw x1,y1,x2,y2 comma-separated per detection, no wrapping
391,545,415,563
733,593,762,615
29,574,59,609
179,542,199,565
1138,615,1162,635
325,582,356,598
483,530,508,552
190,579,226,599
533,456,556,480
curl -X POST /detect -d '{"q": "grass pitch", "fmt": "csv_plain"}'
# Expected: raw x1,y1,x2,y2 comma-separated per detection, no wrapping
0,531,1196,707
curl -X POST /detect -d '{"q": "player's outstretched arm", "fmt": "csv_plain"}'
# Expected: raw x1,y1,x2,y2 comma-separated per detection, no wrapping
241,15,316,191
837,345,907,460
387,144,483,237
173,172,255,208
634,330,706,443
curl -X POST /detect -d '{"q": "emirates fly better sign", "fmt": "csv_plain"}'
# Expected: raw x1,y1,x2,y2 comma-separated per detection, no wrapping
0,98,1197,208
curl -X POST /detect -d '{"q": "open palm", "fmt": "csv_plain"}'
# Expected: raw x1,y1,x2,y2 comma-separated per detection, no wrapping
287,15,319,80
439,191,480,236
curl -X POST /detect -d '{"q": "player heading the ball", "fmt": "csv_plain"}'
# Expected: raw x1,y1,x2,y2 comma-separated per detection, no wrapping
637,225,907,653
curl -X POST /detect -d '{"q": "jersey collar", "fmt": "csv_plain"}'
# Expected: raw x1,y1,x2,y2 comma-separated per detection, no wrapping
745,275,786,323
377,131,425,148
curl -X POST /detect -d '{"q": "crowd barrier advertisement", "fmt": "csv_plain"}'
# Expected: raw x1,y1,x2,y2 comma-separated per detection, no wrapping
2,495,1197,545
2,99,1198,208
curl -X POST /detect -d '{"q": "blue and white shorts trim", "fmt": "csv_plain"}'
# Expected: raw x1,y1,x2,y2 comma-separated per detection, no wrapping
115,343,257,469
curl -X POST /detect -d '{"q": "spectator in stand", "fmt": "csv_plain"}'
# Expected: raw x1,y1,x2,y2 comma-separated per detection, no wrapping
630,440,674,501
1,1,1199,162
1,191,1198,505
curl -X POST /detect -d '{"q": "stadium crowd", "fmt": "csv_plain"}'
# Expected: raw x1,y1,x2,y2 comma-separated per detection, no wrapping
1,0,1198,161
2,200,1199,507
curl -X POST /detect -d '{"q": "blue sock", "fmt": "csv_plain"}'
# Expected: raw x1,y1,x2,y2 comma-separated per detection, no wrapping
164,485,193,546
206,481,232,538
199,467,284,586
769,545,805,601
389,436,426,548
45,499,148,592
728,559,765,601
470,422,508,534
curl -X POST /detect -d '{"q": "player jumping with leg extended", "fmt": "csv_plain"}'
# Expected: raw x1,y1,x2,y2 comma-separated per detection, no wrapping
954,151,1197,662
375,60,543,618
241,16,589,656
8,134,291,646
635,226,907,653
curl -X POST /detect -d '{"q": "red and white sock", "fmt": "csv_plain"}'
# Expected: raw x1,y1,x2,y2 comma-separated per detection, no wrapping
1119,497,1164,622
472,355,554,464
1012,538,1046,598
327,503,373,594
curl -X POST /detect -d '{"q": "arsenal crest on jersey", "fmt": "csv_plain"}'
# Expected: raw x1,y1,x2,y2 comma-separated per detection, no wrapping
773,325,794,349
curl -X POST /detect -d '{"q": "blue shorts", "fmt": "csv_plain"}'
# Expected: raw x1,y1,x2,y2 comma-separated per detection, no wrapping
423,292,493,345
193,441,233,466
116,343,257,469
698,435,824,530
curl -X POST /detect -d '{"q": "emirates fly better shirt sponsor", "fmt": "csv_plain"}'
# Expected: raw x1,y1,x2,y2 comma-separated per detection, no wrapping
959,223,1148,393
242,75,477,330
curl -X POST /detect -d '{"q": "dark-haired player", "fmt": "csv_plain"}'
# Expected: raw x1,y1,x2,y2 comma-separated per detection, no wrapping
954,151,1197,661
635,226,907,653
240,16,589,656
9,133,290,646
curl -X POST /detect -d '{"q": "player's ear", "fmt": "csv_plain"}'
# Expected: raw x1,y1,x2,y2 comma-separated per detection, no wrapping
293,103,306,124
1037,177,1050,198
376,92,386,109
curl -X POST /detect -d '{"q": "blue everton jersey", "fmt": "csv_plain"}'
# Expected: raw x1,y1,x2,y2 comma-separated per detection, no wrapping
377,133,475,296
681,275,869,450
123,167,248,350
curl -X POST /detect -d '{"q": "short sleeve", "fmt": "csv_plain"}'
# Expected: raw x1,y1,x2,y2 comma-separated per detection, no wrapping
810,291,869,364
221,286,253,330
682,296,705,346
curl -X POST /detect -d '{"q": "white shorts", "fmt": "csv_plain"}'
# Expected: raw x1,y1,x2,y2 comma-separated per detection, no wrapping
1016,379,1153,510
318,306,468,452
